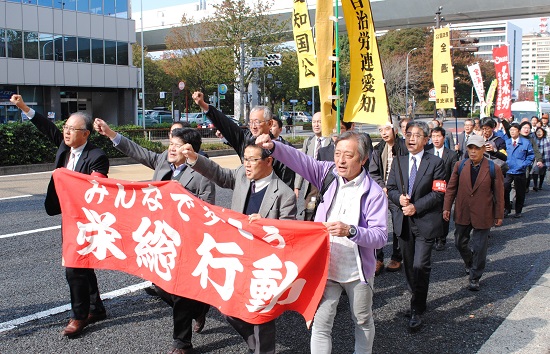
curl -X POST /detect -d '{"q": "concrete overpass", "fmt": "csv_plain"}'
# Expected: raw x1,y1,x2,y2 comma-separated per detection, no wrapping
135,0,550,52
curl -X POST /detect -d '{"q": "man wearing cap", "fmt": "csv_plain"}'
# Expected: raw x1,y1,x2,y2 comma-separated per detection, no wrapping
443,134,504,291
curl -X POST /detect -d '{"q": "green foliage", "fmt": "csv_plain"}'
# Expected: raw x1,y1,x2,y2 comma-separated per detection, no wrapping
285,136,306,145
201,142,232,151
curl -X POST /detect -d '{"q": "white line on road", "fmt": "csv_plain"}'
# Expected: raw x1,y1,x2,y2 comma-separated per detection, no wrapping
0,171,51,178
0,226,61,239
0,281,152,333
0,194,33,201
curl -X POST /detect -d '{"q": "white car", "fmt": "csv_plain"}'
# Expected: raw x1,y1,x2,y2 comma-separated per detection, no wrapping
181,112,206,124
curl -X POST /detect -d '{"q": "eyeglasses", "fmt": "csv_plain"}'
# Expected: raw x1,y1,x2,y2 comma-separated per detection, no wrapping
249,120,268,127
62,125,87,133
405,132,425,139
243,157,263,165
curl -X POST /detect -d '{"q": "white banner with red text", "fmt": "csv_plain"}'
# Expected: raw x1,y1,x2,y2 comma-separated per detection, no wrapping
53,168,330,326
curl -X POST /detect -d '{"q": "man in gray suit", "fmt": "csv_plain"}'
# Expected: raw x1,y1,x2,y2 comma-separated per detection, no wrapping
182,141,297,354
455,118,475,159
94,119,214,354
294,112,330,214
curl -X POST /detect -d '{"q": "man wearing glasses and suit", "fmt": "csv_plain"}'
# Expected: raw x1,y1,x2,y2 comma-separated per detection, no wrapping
182,140,296,354
10,94,109,338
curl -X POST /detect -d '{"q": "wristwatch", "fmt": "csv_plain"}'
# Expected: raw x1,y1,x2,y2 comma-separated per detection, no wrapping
348,225,357,237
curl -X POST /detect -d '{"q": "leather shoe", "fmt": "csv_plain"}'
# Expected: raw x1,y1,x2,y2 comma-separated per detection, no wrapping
375,260,384,276
468,279,480,291
435,241,445,251
144,285,159,297
513,213,522,218
386,260,402,272
62,318,88,337
87,311,107,324
409,310,422,332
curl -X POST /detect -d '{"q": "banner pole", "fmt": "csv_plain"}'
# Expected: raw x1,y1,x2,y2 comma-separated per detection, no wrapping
335,0,341,135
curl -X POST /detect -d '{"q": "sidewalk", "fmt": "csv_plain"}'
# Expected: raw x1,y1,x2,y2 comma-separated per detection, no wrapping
478,266,550,354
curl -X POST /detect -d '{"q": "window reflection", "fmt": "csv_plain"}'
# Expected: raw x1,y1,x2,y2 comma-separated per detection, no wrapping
116,42,127,65
104,0,115,16
6,30,23,58
0,29,5,58
64,36,77,62
37,0,53,7
116,0,128,18
63,0,77,11
38,33,55,60
78,37,90,62
90,0,102,14
91,38,103,64
53,34,63,61
104,40,116,64
77,0,89,12
24,31,39,59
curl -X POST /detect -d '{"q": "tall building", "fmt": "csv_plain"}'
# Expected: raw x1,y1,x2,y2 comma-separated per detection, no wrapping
450,21,523,92
0,0,139,124
521,22,550,88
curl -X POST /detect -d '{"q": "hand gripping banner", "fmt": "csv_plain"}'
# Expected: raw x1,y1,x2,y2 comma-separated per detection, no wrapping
53,169,330,326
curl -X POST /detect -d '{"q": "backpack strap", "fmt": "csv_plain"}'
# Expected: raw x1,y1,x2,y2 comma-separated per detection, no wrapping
458,158,496,192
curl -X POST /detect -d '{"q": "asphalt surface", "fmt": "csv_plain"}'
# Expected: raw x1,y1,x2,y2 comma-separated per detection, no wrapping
1,146,549,353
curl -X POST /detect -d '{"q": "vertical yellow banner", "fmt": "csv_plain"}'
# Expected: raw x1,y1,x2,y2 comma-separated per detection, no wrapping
292,1,318,88
433,28,456,109
342,0,389,125
316,0,337,136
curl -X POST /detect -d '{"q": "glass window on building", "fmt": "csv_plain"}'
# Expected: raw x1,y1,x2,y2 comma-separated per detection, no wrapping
64,0,77,11
90,0,102,15
6,30,23,59
78,37,90,62
26,0,38,4
53,34,63,61
91,38,103,63
38,33,55,60
37,0,53,7
117,42,128,65
24,32,39,59
6,0,22,3
64,36,77,62
104,0,115,16
0,29,5,58
53,0,63,9
115,0,128,18
104,40,116,64
77,0,89,13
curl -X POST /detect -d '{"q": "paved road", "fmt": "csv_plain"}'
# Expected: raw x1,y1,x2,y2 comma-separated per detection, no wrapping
1,156,549,353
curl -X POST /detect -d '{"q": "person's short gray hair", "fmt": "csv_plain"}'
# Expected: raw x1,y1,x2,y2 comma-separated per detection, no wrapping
334,131,369,162
250,106,272,121
406,120,430,137
70,111,93,134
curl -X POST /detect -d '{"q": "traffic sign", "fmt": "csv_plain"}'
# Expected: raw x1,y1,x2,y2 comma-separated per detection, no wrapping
265,60,282,67
178,81,185,90
429,88,436,102
220,95,225,99
266,53,282,60
250,60,264,68
289,99,298,104
218,84,228,95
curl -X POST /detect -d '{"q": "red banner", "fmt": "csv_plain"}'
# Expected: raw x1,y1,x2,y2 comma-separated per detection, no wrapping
52,168,330,326
492,46,512,118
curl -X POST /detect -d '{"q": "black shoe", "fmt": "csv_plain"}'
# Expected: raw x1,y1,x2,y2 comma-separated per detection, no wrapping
514,213,522,218
435,242,445,251
468,279,480,291
409,310,423,332
465,267,470,275
533,187,539,192
144,285,159,297
504,210,511,218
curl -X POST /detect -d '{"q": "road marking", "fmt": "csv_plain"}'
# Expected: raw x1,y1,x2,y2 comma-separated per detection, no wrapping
0,226,61,239
0,195,33,201
0,171,51,178
0,281,152,333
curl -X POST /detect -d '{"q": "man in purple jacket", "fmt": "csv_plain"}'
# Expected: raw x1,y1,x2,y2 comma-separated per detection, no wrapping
255,131,387,354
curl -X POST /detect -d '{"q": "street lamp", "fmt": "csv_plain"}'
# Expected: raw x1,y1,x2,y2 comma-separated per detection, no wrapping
405,47,417,118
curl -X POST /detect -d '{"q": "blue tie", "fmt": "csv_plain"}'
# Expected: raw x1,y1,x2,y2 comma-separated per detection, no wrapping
408,156,417,196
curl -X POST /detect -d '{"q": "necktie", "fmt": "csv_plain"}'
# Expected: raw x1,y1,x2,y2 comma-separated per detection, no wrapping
513,140,517,147
67,151,76,171
315,138,322,159
465,134,469,145
408,156,417,196
251,181,256,194
436,150,440,157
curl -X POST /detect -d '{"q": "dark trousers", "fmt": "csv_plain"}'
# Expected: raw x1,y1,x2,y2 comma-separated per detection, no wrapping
454,224,490,281
399,217,434,314
155,286,210,349
225,316,276,354
532,170,547,189
437,218,450,245
65,267,105,320
504,173,527,213
376,201,402,262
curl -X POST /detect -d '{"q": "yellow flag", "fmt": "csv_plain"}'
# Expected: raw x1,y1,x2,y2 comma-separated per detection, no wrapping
316,0,337,136
292,0,318,88
433,28,456,109
485,79,498,117
342,0,389,126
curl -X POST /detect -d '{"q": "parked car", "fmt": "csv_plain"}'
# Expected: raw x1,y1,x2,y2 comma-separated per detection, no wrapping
181,112,206,124
137,110,159,127
149,110,173,124
281,111,312,123
197,118,216,137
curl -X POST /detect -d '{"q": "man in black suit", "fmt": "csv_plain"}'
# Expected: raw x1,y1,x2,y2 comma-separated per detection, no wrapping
430,127,459,251
11,94,109,338
387,120,446,332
